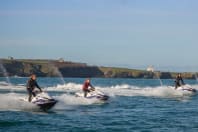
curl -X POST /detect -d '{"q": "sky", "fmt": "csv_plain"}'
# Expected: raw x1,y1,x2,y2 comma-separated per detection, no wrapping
0,0,198,72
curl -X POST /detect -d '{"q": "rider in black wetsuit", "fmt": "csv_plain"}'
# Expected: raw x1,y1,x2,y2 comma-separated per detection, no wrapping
175,74,185,89
26,74,42,102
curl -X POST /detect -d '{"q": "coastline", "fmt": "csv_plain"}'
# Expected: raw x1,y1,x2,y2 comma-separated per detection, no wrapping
0,58,197,79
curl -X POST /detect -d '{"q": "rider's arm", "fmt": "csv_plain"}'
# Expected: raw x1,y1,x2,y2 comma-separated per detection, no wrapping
35,81,42,92
181,78,185,85
89,84,95,90
26,80,31,89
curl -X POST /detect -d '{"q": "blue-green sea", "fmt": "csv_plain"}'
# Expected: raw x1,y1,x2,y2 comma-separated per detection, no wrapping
1,77,198,132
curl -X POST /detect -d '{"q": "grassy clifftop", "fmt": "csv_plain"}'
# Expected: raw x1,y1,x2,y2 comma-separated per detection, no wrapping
0,59,103,77
100,67,197,79
0,59,197,79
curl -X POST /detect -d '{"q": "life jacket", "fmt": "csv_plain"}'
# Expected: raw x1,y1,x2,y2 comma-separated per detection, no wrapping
27,78,40,90
82,81,90,90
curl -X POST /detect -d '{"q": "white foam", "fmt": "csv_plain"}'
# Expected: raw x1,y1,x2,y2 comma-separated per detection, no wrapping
0,93,39,111
0,82,197,111
0,81,26,91
47,83,82,92
0,81,10,86
2,82,198,98
47,83,198,98
54,94,102,109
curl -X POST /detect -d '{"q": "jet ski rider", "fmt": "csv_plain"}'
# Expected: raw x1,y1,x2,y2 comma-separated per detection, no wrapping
82,78,95,97
26,74,42,102
175,73,185,89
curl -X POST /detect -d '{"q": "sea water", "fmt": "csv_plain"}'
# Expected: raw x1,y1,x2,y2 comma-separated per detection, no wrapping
0,77,198,132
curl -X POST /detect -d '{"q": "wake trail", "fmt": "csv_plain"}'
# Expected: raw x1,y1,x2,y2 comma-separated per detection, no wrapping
0,82,197,111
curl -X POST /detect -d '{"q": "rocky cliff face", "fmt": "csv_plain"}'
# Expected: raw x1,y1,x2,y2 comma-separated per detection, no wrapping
59,66,104,77
0,59,104,77
0,59,197,79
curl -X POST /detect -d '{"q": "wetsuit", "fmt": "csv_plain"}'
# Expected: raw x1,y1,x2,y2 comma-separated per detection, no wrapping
26,78,42,102
175,76,185,88
82,81,94,97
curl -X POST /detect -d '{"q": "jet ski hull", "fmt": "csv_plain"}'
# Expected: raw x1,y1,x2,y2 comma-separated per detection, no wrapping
32,99,57,111
170,84,196,95
21,92,58,111
96,94,109,101
179,88,196,93
75,90,109,101
177,85,196,92
84,94,109,101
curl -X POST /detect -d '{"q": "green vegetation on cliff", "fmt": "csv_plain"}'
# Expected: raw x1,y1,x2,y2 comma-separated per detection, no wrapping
0,59,103,77
0,59,197,79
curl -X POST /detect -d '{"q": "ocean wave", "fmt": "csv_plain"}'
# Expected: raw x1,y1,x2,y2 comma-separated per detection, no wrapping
47,83,198,98
0,93,39,111
0,82,197,111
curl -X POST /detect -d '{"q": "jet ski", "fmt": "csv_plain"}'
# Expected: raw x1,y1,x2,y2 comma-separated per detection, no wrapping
75,89,109,101
21,92,57,111
170,84,196,95
176,84,196,93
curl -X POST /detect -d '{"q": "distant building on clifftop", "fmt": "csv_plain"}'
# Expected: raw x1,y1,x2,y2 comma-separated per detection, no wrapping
147,65,154,72
8,56,14,60
58,58,64,63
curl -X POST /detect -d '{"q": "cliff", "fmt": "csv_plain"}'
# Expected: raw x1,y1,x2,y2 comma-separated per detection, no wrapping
0,59,197,79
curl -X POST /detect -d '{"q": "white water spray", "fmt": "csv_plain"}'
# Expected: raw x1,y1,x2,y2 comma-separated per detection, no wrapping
0,82,197,111
195,73,198,82
49,63,65,84
0,60,11,85
154,71,163,86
